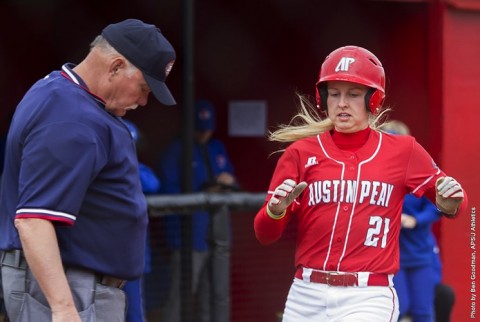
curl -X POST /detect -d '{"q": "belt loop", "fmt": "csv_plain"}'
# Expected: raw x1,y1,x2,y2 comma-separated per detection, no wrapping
302,267,312,283
0,251,5,265
357,272,369,287
387,274,394,287
14,249,21,268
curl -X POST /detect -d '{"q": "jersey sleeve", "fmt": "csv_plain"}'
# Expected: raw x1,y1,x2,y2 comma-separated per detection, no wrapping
406,138,469,218
16,122,107,224
405,139,443,198
254,147,299,245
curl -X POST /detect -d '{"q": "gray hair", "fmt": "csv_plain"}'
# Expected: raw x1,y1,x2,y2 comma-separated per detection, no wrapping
90,35,140,78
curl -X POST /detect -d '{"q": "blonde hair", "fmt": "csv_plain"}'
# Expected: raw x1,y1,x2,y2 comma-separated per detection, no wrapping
269,93,390,143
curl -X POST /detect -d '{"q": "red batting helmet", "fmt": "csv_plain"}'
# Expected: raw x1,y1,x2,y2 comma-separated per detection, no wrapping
315,46,386,115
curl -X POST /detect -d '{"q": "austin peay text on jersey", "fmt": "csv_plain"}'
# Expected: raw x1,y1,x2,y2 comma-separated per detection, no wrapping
307,179,394,207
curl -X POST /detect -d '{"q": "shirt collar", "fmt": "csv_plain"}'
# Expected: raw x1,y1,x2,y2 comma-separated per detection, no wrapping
61,63,106,106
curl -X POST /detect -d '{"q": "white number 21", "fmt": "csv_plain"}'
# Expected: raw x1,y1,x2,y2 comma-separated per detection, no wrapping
364,216,390,248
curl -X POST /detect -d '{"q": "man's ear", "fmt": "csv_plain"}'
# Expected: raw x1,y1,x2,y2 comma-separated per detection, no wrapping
109,57,126,76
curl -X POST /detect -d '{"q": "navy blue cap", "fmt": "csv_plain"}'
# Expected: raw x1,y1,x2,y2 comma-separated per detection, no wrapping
195,100,216,131
102,19,176,106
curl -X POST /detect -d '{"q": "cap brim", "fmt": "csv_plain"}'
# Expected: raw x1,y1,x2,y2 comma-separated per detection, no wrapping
144,73,176,106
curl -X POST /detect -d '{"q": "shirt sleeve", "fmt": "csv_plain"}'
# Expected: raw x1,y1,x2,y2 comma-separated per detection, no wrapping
16,122,107,224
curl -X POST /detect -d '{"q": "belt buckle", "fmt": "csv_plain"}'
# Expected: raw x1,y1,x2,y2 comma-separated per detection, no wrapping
325,271,341,285
326,271,358,286
116,279,126,289
100,275,126,289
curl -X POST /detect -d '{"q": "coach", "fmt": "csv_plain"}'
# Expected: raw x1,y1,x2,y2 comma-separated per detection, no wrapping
0,19,175,322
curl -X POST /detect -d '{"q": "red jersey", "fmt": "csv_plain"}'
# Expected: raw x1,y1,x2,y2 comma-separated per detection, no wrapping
254,129,466,274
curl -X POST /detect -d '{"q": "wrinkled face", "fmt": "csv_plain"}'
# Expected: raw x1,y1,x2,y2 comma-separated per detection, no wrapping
326,80,370,133
104,67,151,117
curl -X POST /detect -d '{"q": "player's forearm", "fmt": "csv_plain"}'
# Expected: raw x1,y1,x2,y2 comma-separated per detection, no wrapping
15,218,79,316
253,205,289,245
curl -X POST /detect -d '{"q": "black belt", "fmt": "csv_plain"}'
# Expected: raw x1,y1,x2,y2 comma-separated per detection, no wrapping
1,250,126,289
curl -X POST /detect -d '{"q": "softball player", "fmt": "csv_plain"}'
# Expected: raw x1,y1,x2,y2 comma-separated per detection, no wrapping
254,46,467,321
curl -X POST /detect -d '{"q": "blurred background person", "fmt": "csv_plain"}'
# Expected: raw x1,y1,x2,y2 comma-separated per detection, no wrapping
123,119,161,322
382,120,445,322
157,100,239,322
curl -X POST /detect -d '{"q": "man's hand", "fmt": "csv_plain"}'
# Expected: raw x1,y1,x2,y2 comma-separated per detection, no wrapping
267,179,307,217
436,176,464,217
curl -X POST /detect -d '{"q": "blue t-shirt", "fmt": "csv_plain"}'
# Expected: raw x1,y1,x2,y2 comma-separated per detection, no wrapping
0,64,148,280
157,137,235,251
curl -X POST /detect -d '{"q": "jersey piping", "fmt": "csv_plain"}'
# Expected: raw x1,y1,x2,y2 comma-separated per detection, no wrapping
336,131,383,271
317,133,347,270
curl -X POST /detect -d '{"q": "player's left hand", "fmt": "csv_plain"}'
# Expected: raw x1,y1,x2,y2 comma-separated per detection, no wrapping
435,176,464,217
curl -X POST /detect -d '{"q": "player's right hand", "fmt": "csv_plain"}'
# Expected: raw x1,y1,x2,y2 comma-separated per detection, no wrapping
267,179,307,217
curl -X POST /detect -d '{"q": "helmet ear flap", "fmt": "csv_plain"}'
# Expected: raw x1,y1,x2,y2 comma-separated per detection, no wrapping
365,88,385,115
316,83,328,112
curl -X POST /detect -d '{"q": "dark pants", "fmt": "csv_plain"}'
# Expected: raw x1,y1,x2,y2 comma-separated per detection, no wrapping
0,268,7,322
435,283,455,322
208,205,231,322
162,206,231,322
1,251,126,322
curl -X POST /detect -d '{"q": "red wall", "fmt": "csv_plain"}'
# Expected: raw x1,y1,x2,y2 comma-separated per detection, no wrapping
441,4,480,321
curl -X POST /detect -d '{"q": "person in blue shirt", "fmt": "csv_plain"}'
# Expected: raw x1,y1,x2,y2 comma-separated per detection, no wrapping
157,100,239,322
395,194,441,322
382,120,442,322
122,120,160,322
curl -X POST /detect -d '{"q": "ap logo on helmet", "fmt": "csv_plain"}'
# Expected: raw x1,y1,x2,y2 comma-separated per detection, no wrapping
335,57,355,72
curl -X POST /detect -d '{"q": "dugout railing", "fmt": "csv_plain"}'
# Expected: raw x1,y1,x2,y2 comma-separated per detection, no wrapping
145,192,267,322
146,191,266,217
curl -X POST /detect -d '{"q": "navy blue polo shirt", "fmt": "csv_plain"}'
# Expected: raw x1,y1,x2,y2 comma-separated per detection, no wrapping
0,64,148,280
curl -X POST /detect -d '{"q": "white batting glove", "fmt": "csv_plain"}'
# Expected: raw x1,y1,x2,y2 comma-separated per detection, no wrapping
435,176,464,217
267,179,307,218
